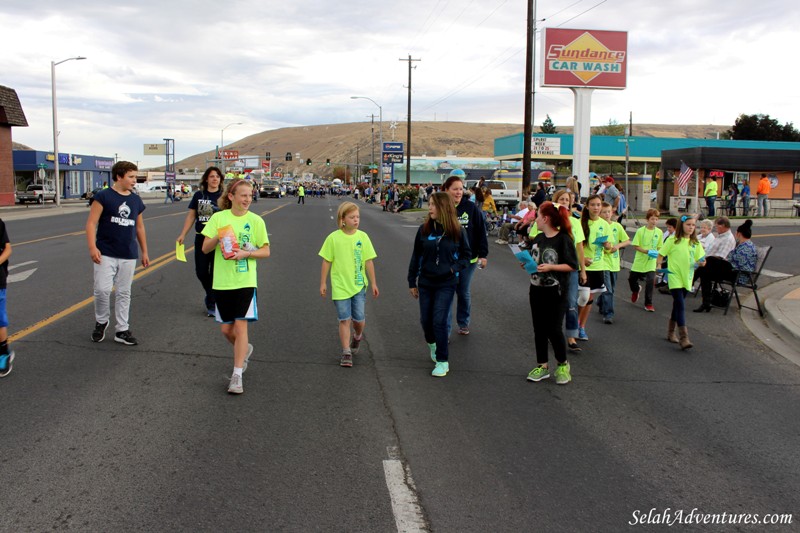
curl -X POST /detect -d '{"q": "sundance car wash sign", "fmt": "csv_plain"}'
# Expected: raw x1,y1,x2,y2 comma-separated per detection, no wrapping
541,28,627,89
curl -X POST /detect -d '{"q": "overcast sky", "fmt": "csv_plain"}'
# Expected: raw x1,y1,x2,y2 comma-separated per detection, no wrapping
3,0,799,164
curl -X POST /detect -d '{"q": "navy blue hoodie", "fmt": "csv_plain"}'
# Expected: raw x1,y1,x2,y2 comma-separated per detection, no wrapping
455,197,488,261
408,222,471,288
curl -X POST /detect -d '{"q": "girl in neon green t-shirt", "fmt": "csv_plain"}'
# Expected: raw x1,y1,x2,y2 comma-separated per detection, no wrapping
319,202,379,367
576,195,613,340
201,179,270,394
657,215,705,351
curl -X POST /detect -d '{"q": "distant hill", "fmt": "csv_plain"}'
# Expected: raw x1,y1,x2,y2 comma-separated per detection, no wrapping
12,141,33,150
172,121,731,173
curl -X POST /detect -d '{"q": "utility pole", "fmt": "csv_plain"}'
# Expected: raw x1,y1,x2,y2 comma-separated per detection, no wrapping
400,54,421,185
522,0,536,195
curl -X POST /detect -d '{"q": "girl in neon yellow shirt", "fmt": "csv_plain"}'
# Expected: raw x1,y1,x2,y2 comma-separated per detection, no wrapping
576,195,613,340
657,215,705,350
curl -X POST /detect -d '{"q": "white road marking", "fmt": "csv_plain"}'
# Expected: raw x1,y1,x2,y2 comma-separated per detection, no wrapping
8,261,38,283
383,446,427,532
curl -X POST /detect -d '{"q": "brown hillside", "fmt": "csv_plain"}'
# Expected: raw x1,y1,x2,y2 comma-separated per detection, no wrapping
172,121,732,173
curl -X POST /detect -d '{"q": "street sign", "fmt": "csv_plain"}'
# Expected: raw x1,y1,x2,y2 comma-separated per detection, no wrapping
165,171,176,184
144,143,166,155
382,142,404,153
383,153,404,164
222,150,239,160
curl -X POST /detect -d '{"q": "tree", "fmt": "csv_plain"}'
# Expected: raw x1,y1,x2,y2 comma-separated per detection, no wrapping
541,114,558,134
727,113,800,142
592,119,625,136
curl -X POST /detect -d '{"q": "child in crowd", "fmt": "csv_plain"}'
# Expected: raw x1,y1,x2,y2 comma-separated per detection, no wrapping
319,202,379,367
628,209,663,312
201,179,270,394
576,195,613,340
176,166,223,317
0,218,13,378
657,215,705,350
597,201,629,324
408,192,471,378
525,202,578,385
87,161,149,346
656,217,678,291
552,190,585,352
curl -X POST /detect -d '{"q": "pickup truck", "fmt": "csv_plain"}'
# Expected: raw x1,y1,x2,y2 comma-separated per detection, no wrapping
466,179,520,209
16,184,57,204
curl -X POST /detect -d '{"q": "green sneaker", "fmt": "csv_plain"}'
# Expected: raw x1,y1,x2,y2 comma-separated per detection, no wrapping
428,342,437,363
431,361,449,377
526,365,550,382
554,362,572,385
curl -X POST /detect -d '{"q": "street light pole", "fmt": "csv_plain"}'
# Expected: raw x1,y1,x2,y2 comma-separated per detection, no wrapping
350,96,382,186
52,56,86,207
220,122,243,173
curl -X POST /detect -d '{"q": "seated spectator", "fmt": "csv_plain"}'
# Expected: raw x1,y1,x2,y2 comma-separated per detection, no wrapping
532,182,546,207
694,219,757,312
396,198,412,212
697,219,716,248
496,201,532,244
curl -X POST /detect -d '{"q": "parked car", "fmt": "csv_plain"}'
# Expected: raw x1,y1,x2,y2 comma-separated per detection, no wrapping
466,179,520,209
16,184,57,204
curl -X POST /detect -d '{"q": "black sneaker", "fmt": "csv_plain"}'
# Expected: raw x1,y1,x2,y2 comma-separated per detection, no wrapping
91,322,109,343
114,330,138,346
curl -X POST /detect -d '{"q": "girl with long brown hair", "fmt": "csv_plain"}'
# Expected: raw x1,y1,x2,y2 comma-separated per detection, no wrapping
407,192,471,377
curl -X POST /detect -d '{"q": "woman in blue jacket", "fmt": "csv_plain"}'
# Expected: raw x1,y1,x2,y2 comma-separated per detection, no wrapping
443,170,488,335
408,192,472,378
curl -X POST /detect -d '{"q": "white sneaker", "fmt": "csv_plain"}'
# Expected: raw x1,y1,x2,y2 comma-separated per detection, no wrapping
495,239,508,245
242,344,253,373
227,374,244,394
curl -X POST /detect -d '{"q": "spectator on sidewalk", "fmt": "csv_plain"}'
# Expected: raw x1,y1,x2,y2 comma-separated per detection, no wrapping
757,173,771,217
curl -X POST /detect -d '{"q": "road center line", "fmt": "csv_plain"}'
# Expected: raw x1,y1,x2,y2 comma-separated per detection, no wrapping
383,447,427,533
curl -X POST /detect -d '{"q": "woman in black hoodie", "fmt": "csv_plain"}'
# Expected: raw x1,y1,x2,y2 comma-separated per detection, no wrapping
408,192,472,377
442,171,489,336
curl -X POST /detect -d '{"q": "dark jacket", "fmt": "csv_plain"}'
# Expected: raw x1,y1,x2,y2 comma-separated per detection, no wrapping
455,197,488,260
408,222,472,288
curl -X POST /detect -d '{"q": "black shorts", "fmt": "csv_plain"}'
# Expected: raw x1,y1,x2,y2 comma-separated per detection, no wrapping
581,270,607,294
213,287,258,323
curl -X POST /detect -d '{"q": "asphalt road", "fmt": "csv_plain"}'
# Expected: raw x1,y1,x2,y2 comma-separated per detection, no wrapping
1,197,798,532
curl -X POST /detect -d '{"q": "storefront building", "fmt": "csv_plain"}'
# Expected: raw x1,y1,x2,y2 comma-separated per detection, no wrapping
12,149,115,199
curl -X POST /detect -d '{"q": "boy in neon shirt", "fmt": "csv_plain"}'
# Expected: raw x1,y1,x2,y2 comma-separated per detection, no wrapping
628,209,663,312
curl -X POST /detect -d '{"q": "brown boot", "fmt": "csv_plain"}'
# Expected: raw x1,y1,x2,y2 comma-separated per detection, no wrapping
678,326,693,350
667,320,679,343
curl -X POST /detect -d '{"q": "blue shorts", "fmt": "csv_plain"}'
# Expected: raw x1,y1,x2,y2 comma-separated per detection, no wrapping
0,289,7,328
334,288,366,322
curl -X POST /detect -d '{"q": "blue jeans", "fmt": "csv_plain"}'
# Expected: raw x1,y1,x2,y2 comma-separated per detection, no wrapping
448,261,478,330
706,196,716,217
418,284,457,362
598,270,617,319
670,288,688,326
565,270,579,338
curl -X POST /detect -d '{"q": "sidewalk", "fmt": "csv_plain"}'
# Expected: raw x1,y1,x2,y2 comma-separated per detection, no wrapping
0,196,168,221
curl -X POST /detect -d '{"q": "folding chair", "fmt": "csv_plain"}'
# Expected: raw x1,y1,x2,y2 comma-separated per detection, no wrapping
712,245,771,317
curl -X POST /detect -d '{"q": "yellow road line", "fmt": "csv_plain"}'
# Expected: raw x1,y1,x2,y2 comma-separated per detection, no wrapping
753,232,800,238
10,203,287,342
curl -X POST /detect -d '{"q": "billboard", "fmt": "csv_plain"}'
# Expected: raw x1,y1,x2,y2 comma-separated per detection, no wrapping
541,28,627,89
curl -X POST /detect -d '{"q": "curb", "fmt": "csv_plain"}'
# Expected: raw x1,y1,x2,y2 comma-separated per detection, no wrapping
764,297,800,345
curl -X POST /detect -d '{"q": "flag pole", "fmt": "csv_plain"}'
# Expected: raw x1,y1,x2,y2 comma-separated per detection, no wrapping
693,166,699,217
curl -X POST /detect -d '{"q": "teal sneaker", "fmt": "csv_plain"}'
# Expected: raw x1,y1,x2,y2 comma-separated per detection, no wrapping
554,362,572,385
578,327,589,341
0,351,14,378
431,361,449,377
526,365,550,382
428,342,437,363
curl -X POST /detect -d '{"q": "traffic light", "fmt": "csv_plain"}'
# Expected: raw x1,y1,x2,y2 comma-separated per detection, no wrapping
306,158,312,166
265,152,271,161
326,158,331,166
285,152,292,161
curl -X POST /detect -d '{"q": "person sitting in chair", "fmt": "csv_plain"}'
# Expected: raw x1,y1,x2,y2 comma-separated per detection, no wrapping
694,219,757,312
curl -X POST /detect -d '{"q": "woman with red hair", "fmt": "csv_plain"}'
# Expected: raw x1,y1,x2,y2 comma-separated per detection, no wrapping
524,201,579,385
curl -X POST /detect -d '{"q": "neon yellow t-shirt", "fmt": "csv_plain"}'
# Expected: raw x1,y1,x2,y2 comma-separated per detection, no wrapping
319,229,377,300
603,221,629,272
704,180,718,196
660,236,705,291
631,226,663,273
583,218,611,272
201,209,269,290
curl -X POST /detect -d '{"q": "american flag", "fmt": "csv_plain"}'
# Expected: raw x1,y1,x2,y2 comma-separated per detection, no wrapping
677,161,693,191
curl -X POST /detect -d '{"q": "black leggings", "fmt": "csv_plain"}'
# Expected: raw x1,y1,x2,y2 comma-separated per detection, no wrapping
529,285,568,365
194,233,215,307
